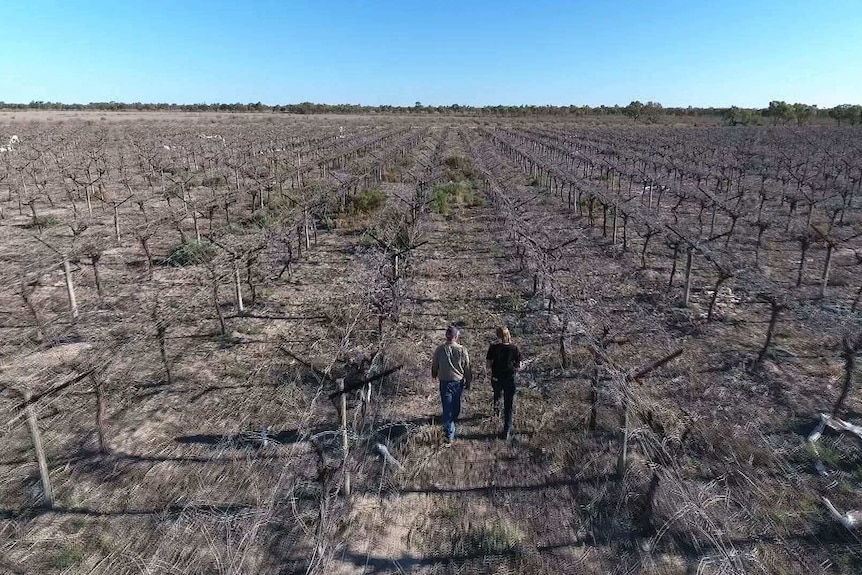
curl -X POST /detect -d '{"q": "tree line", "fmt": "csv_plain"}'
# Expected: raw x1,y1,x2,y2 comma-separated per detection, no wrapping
1,100,859,124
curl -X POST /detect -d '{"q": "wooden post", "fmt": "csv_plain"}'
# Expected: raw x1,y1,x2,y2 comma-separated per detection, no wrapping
63,259,79,320
755,299,784,366
833,336,859,417
156,321,172,385
602,204,608,237
667,243,679,290
559,321,569,369
821,244,834,298
21,283,45,342
617,386,629,479
618,348,685,478
682,248,694,307
338,379,351,497
296,226,303,259
211,269,227,336
797,236,810,287
92,374,109,454
589,348,601,431
24,390,54,508
113,204,121,244
90,255,104,300
234,260,244,313
140,237,154,280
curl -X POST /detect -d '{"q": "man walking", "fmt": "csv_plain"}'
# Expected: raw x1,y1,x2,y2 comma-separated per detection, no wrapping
486,326,522,441
431,325,472,445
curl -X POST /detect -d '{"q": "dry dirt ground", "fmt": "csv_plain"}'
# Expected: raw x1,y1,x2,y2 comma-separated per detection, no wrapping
0,115,860,574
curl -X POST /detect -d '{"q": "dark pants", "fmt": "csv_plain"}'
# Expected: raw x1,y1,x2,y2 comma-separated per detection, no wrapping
440,380,464,440
492,376,516,433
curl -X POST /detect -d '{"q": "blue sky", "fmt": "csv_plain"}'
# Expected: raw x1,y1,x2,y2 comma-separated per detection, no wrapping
1,0,860,107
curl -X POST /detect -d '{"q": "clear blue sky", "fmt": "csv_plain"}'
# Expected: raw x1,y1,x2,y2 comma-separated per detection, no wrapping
1,0,860,108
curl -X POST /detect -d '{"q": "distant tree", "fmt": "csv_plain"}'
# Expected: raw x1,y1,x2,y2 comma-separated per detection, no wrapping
721,106,758,126
644,101,664,122
764,100,795,125
792,103,816,125
624,100,645,121
829,104,862,126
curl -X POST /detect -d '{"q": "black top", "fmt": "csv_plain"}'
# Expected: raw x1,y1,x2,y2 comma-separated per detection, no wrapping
486,343,521,379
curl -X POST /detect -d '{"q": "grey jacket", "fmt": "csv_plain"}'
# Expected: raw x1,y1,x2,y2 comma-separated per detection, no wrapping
431,342,472,385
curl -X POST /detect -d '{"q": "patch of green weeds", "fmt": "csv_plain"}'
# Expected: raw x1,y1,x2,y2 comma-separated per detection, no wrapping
166,239,216,267
24,215,61,230
345,189,386,215
453,524,525,556
430,182,484,215
201,175,227,188
52,544,86,569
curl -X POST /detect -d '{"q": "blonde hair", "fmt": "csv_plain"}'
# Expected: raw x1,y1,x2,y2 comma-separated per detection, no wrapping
496,326,511,344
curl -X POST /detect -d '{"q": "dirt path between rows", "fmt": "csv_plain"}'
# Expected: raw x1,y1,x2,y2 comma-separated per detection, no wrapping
328,168,603,574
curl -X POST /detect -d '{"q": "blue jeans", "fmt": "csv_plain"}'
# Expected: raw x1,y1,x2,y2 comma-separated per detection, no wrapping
439,380,464,440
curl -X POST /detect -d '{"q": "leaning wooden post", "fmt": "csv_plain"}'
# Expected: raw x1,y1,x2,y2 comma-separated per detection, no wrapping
617,348,685,479
811,226,838,298
91,374,109,454
754,297,786,367
24,390,54,508
112,204,121,244
821,243,834,298
63,259,79,320
338,379,351,497
296,225,303,260
833,335,861,417
233,259,244,314
617,380,630,479
589,350,600,431
156,320,172,385
303,209,311,251
682,247,694,307
559,321,569,369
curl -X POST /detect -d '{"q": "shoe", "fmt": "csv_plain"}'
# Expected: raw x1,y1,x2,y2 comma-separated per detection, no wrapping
500,429,513,442
442,437,453,448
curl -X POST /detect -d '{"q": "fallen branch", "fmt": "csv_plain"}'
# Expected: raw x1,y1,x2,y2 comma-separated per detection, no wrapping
327,365,403,399
628,348,685,381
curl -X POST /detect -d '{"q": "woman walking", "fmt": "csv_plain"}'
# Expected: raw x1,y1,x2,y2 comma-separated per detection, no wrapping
486,326,522,441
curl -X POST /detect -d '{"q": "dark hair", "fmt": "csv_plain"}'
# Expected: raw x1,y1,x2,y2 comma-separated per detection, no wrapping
445,325,460,341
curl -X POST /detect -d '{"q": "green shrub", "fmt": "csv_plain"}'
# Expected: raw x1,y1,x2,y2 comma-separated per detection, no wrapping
243,210,274,230
52,544,85,569
430,182,485,215
167,239,216,266
444,155,479,184
454,524,524,556
357,228,379,247
24,215,61,229
201,175,227,188
346,189,387,215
